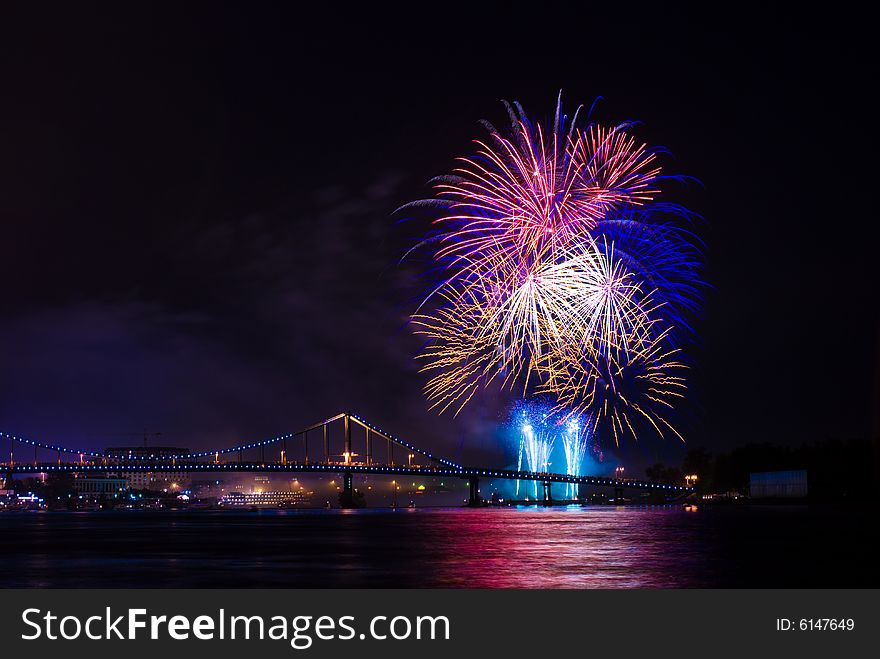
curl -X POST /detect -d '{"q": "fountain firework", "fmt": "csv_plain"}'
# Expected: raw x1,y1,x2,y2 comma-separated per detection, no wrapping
560,418,590,499
520,419,555,498
512,401,558,498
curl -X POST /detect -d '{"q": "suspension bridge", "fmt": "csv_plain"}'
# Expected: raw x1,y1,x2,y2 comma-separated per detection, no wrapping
1,412,693,506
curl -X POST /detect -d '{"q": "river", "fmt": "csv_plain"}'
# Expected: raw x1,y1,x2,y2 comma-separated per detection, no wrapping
2,505,876,588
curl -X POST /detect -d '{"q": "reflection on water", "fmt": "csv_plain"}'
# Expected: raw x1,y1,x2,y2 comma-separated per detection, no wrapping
2,505,877,588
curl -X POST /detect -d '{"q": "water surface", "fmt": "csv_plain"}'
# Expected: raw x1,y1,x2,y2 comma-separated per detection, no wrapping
2,505,876,588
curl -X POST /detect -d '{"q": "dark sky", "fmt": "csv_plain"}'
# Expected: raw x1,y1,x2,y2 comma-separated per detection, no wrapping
0,4,875,467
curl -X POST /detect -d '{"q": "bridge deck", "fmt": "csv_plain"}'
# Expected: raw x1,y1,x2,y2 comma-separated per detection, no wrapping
1,461,693,492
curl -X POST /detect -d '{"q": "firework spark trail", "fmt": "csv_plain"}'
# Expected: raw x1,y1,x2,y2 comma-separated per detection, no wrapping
406,95,703,444
540,327,688,446
561,418,590,498
515,433,524,496
431,110,662,273
414,239,661,415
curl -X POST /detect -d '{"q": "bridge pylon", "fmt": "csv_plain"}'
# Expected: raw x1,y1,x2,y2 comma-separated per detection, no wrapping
343,413,352,464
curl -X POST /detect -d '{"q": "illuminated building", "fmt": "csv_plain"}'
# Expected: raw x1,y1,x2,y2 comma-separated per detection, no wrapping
104,445,192,490
71,476,128,495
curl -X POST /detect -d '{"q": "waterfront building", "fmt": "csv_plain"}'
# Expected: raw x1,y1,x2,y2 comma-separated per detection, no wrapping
104,445,192,490
749,470,808,498
71,476,128,495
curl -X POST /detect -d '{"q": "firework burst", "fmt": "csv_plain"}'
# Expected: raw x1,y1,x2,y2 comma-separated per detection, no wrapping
427,101,661,272
540,328,688,446
406,95,703,444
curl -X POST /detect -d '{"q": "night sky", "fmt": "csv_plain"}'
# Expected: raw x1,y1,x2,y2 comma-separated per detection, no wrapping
1,5,875,468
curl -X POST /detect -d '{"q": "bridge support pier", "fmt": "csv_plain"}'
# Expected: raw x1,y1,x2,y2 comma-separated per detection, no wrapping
542,481,552,504
466,477,481,507
339,471,356,508
613,486,625,503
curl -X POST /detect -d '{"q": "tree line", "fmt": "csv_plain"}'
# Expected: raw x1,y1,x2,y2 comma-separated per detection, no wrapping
644,438,878,501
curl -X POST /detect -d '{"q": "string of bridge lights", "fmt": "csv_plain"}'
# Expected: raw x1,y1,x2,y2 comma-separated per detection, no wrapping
349,413,462,469
0,430,104,458
5,460,690,490
0,412,462,469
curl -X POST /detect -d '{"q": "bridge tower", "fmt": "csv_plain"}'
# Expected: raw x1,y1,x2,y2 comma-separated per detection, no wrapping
343,413,352,464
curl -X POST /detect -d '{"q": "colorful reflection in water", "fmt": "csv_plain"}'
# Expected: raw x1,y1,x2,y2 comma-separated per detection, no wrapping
1,506,877,588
